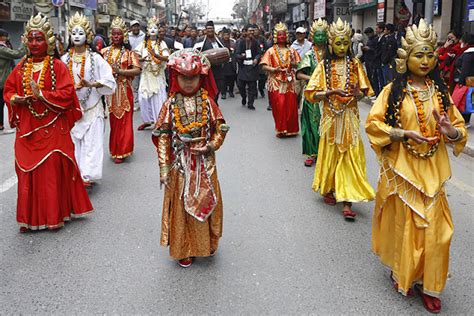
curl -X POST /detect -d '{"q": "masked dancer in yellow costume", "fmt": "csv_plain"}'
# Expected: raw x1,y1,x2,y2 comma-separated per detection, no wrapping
365,20,467,313
305,18,375,220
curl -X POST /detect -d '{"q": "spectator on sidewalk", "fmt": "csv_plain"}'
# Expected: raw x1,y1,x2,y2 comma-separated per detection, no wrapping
0,29,26,131
381,23,397,85
363,27,379,97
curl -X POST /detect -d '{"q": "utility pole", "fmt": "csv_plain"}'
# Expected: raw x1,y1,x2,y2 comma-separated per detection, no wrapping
424,0,434,24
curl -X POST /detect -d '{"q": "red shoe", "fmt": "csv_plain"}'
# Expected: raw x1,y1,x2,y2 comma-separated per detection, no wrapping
304,157,315,167
83,181,92,188
323,193,337,205
178,258,193,268
114,158,124,164
137,123,152,131
416,285,441,313
19,227,29,233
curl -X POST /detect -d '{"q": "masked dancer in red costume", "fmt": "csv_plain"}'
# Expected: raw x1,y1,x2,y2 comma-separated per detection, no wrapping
3,13,93,232
152,49,229,268
260,22,301,138
101,17,141,164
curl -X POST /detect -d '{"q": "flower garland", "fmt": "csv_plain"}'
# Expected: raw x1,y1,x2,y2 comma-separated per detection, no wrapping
312,45,322,64
172,89,209,135
106,46,125,78
22,55,55,119
147,39,162,65
275,45,290,68
394,77,447,158
67,47,86,81
324,55,355,115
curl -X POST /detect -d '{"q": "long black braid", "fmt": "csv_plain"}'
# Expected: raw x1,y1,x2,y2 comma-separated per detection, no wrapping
385,64,452,127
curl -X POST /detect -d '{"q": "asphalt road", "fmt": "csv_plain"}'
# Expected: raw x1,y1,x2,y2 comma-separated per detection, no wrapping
0,95,473,314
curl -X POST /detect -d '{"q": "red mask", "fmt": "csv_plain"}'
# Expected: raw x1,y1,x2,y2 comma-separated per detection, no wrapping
168,52,209,76
276,31,287,44
111,28,124,46
27,31,48,57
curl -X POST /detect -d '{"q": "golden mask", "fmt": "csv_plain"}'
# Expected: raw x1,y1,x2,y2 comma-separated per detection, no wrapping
109,16,129,44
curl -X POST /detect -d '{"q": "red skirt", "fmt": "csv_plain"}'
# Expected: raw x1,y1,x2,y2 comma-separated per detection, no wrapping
16,152,93,230
109,87,134,158
269,90,299,135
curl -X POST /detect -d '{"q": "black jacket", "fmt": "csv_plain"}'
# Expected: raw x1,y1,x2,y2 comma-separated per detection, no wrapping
374,34,386,66
381,33,397,65
454,49,474,84
364,35,378,66
235,38,261,81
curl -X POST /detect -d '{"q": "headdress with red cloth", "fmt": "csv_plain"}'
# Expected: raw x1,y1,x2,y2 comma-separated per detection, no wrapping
167,48,218,99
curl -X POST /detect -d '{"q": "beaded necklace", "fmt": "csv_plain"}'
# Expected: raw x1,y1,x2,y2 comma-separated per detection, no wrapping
324,55,354,115
394,78,447,158
274,45,290,68
171,89,209,135
22,55,56,119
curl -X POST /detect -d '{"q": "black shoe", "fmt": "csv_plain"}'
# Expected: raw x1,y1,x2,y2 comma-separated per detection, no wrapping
241,97,246,106
248,104,256,110
260,91,265,98
229,92,235,98
267,105,272,111
221,94,226,100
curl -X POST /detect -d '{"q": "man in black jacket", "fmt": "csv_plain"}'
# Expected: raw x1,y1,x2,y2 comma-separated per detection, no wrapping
374,22,386,93
363,27,380,97
220,28,237,99
235,25,261,110
194,21,226,102
381,23,397,85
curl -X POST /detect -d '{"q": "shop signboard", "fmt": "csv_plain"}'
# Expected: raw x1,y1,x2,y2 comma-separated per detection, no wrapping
377,0,385,22
433,0,441,16
11,0,34,21
333,3,351,22
468,0,474,22
292,3,306,23
314,0,326,19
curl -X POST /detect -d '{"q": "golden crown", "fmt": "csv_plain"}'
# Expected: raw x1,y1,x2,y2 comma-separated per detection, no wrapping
109,16,129,43
147,16,159,31
327,18,351,45
310,18,328,40
68,12,94,45
23,13,56,56
273,22,288,44
396,19,438,73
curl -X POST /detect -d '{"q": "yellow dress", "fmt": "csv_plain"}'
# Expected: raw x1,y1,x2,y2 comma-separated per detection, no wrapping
365,83,467,297
305,58,375,202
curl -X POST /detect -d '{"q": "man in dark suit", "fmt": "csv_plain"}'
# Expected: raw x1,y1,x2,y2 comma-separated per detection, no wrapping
194,21,225,102
220,28,237,99
235,25,261,110
183,26,198,48
381,23,398,85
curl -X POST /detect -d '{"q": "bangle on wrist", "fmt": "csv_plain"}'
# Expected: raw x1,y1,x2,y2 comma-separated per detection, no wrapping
389,128,406,142
446,128,461,142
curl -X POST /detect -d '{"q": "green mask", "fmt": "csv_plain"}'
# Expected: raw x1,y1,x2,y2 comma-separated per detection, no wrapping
313,31,327,45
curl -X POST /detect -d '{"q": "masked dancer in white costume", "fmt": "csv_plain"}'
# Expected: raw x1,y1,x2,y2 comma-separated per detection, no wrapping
135,17,170,131
61,13,116,187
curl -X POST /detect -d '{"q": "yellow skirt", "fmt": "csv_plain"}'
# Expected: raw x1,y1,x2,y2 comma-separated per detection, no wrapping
312,135,375,202
372,186,453,297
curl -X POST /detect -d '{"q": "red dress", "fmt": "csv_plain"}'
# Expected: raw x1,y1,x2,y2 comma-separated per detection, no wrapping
260,46,301,136
3,58,93,230
101,47,141,159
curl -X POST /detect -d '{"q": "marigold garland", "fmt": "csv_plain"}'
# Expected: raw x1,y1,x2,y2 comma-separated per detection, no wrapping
407,78,443,145
22,56,49,96
172,89,209,134
147,39,162,65
68,48,86,82
274,45,290,68
330,58,355,104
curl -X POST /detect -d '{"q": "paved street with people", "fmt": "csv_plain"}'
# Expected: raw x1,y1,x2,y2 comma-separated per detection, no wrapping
1,95,473,313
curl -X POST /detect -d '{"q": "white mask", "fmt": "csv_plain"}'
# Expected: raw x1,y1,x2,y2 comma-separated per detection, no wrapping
71,25,87,46
148,25,158,36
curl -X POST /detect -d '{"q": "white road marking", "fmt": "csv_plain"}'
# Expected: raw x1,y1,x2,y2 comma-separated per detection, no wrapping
0,175,17,194
449,176,474,198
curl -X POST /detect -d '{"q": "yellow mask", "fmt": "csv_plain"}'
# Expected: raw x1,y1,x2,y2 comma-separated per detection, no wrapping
407,45,436,77
331,35,350,57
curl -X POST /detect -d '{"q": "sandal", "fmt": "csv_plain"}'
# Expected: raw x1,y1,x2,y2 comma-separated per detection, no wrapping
304,157,315,167
415,284,441,314
114,158,124,164
343,202,356,220
178,257,193,268
137,123,152,131
323,192,336,205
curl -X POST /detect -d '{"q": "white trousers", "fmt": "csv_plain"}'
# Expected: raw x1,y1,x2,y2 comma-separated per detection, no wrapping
72,117,105,182
139,89,167,124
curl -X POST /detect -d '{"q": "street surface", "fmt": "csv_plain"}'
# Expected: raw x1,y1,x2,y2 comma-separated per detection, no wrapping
0,95,473,313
